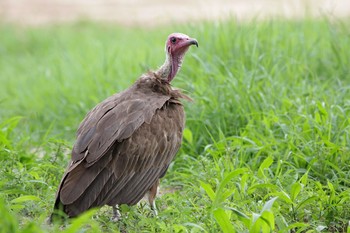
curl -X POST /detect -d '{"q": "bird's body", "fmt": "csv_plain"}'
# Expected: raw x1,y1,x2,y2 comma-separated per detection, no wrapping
51,33,198,220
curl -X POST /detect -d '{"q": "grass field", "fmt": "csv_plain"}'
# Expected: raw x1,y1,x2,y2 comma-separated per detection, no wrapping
0,18,350,232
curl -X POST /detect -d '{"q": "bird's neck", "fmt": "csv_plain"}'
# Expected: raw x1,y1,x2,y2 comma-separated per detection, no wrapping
156,54,179,83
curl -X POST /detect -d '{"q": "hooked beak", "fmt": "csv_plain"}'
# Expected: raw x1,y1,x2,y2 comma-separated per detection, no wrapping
179,38,198,49
188,38,198,47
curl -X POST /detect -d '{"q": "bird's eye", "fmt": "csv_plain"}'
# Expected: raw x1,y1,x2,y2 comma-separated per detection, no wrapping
170,37,177,44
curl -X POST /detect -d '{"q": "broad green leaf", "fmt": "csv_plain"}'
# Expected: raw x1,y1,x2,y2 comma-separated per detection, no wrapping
28,171,40,180
248,183,279,194
252,212,261,224
240,173,249,194
299,171,309,185
258,156,274,178
251,210,275,233
200,181,215,202
230,208,249,219
183,222,206,232
10,195,40,204
269,191,292,204
215,168,248,204
9,204,25,210
64,209,98,233
315,111,322,124
275,214,288,231
0,116,22,133
213,208,236,233
0,199,19,233
296,196,318,210
227,207,250,227
327,180,335,193
21,222,45,233
290,182,302,201
261,211,275,231
250,213,263,233
317,102,328,116
261,197,278,213
219,168,248,189
219,189,235,202
183,128,193,145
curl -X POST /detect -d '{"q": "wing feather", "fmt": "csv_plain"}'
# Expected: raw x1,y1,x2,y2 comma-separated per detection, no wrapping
54,75,187,217
78,95,170,165
60,149,113,205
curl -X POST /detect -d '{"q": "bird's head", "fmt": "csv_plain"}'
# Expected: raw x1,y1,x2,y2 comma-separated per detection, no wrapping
166,33,198,58
159,33,198,82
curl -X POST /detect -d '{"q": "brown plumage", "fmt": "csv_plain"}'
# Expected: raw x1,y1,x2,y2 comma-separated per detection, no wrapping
51,33,198,220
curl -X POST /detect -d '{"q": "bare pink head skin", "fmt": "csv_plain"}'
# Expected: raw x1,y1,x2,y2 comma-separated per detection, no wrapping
156,33,198,82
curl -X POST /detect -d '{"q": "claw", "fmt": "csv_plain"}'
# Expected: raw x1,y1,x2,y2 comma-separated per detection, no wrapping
111,205,121,222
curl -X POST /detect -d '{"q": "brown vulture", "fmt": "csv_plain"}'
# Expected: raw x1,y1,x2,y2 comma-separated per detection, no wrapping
51,33,198,221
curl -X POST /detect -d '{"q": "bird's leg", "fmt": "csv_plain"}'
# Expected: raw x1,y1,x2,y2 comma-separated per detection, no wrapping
148,179,160,216
150,200,158,216
111,205,121,222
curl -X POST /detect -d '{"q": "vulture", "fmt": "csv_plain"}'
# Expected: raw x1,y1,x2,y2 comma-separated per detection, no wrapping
51,32,198,221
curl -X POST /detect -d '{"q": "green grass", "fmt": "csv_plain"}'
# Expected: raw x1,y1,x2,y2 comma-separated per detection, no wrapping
0,18,350,232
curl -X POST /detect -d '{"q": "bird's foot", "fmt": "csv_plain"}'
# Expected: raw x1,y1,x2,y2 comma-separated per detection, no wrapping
111,205,122,222
111,215,121,222
150,201,158,217
151,207,158,217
